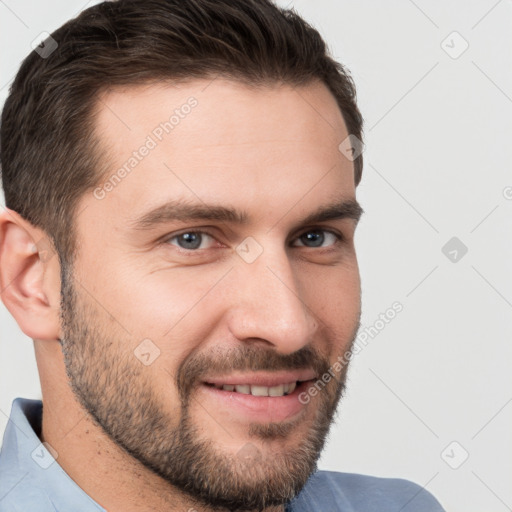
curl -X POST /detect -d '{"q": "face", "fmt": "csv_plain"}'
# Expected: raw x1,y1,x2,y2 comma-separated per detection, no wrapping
59,79,362,510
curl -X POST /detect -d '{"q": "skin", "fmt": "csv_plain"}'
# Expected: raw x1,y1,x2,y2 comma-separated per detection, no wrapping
0,78,362,512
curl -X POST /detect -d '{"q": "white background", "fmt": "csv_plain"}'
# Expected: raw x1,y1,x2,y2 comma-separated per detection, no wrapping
1,1,511,511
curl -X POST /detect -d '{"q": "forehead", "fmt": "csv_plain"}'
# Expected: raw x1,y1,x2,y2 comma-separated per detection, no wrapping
86,78,355,229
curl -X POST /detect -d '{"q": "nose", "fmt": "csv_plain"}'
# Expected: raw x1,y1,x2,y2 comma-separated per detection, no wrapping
226,245,319,354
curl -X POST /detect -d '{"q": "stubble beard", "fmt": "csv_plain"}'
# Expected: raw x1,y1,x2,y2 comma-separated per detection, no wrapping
58,264,357,511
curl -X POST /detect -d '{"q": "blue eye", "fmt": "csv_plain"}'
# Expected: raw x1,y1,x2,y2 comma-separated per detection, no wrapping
165,229,342,252
293,230,341,248
168,231,215,250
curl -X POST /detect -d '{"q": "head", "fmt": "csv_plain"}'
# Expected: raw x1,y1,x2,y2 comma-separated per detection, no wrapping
0,1,364,510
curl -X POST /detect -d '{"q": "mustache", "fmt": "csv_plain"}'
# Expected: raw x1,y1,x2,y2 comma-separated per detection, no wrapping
176,344,331,402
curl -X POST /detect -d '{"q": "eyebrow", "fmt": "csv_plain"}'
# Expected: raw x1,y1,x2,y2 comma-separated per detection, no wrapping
129,198,364,231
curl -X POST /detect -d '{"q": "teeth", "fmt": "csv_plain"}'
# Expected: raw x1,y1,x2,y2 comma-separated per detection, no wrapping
286,381,297,394
268,384,284,397
251,385,269,396
216,382,298,397
235,384,251,394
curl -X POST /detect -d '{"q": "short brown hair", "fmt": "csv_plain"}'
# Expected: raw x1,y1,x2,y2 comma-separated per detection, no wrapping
1,0,363,266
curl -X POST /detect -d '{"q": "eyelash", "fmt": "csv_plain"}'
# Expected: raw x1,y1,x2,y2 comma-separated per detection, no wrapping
162,228,345,254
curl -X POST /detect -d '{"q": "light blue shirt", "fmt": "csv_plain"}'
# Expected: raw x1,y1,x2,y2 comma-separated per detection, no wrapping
0,398,446,511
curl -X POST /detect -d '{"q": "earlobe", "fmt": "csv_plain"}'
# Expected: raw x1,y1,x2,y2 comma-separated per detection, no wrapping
0,207,61,341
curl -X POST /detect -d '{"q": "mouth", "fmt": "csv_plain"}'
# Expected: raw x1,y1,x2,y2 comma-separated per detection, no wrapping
198,371,318,423
203,380,308,397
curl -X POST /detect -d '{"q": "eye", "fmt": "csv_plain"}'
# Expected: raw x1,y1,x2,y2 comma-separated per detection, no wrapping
166,231,217,251
292,229,343,249
163,228,343,253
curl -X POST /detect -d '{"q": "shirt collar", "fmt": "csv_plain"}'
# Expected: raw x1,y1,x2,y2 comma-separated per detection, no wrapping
0,398,106,511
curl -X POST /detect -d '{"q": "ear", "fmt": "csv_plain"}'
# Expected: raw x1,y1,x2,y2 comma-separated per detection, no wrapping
0,207,61,341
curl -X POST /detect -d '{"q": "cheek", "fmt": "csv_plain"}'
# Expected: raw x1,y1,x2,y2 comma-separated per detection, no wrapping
109,265,227,356
303,262,361,340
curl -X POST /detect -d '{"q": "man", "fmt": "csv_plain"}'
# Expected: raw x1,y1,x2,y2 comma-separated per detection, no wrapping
0,1,445,510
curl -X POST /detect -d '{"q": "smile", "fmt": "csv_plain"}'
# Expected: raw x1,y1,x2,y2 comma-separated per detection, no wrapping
204,381,298,397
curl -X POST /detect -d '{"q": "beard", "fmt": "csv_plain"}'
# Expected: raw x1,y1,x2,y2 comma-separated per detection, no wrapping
58,263,358,512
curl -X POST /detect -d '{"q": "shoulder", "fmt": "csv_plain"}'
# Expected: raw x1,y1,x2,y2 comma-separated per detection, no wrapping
0,472,55,512
289,470,446,512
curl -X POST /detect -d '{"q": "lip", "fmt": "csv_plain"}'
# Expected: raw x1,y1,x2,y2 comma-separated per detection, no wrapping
203,370,317,388
198,378,316,423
